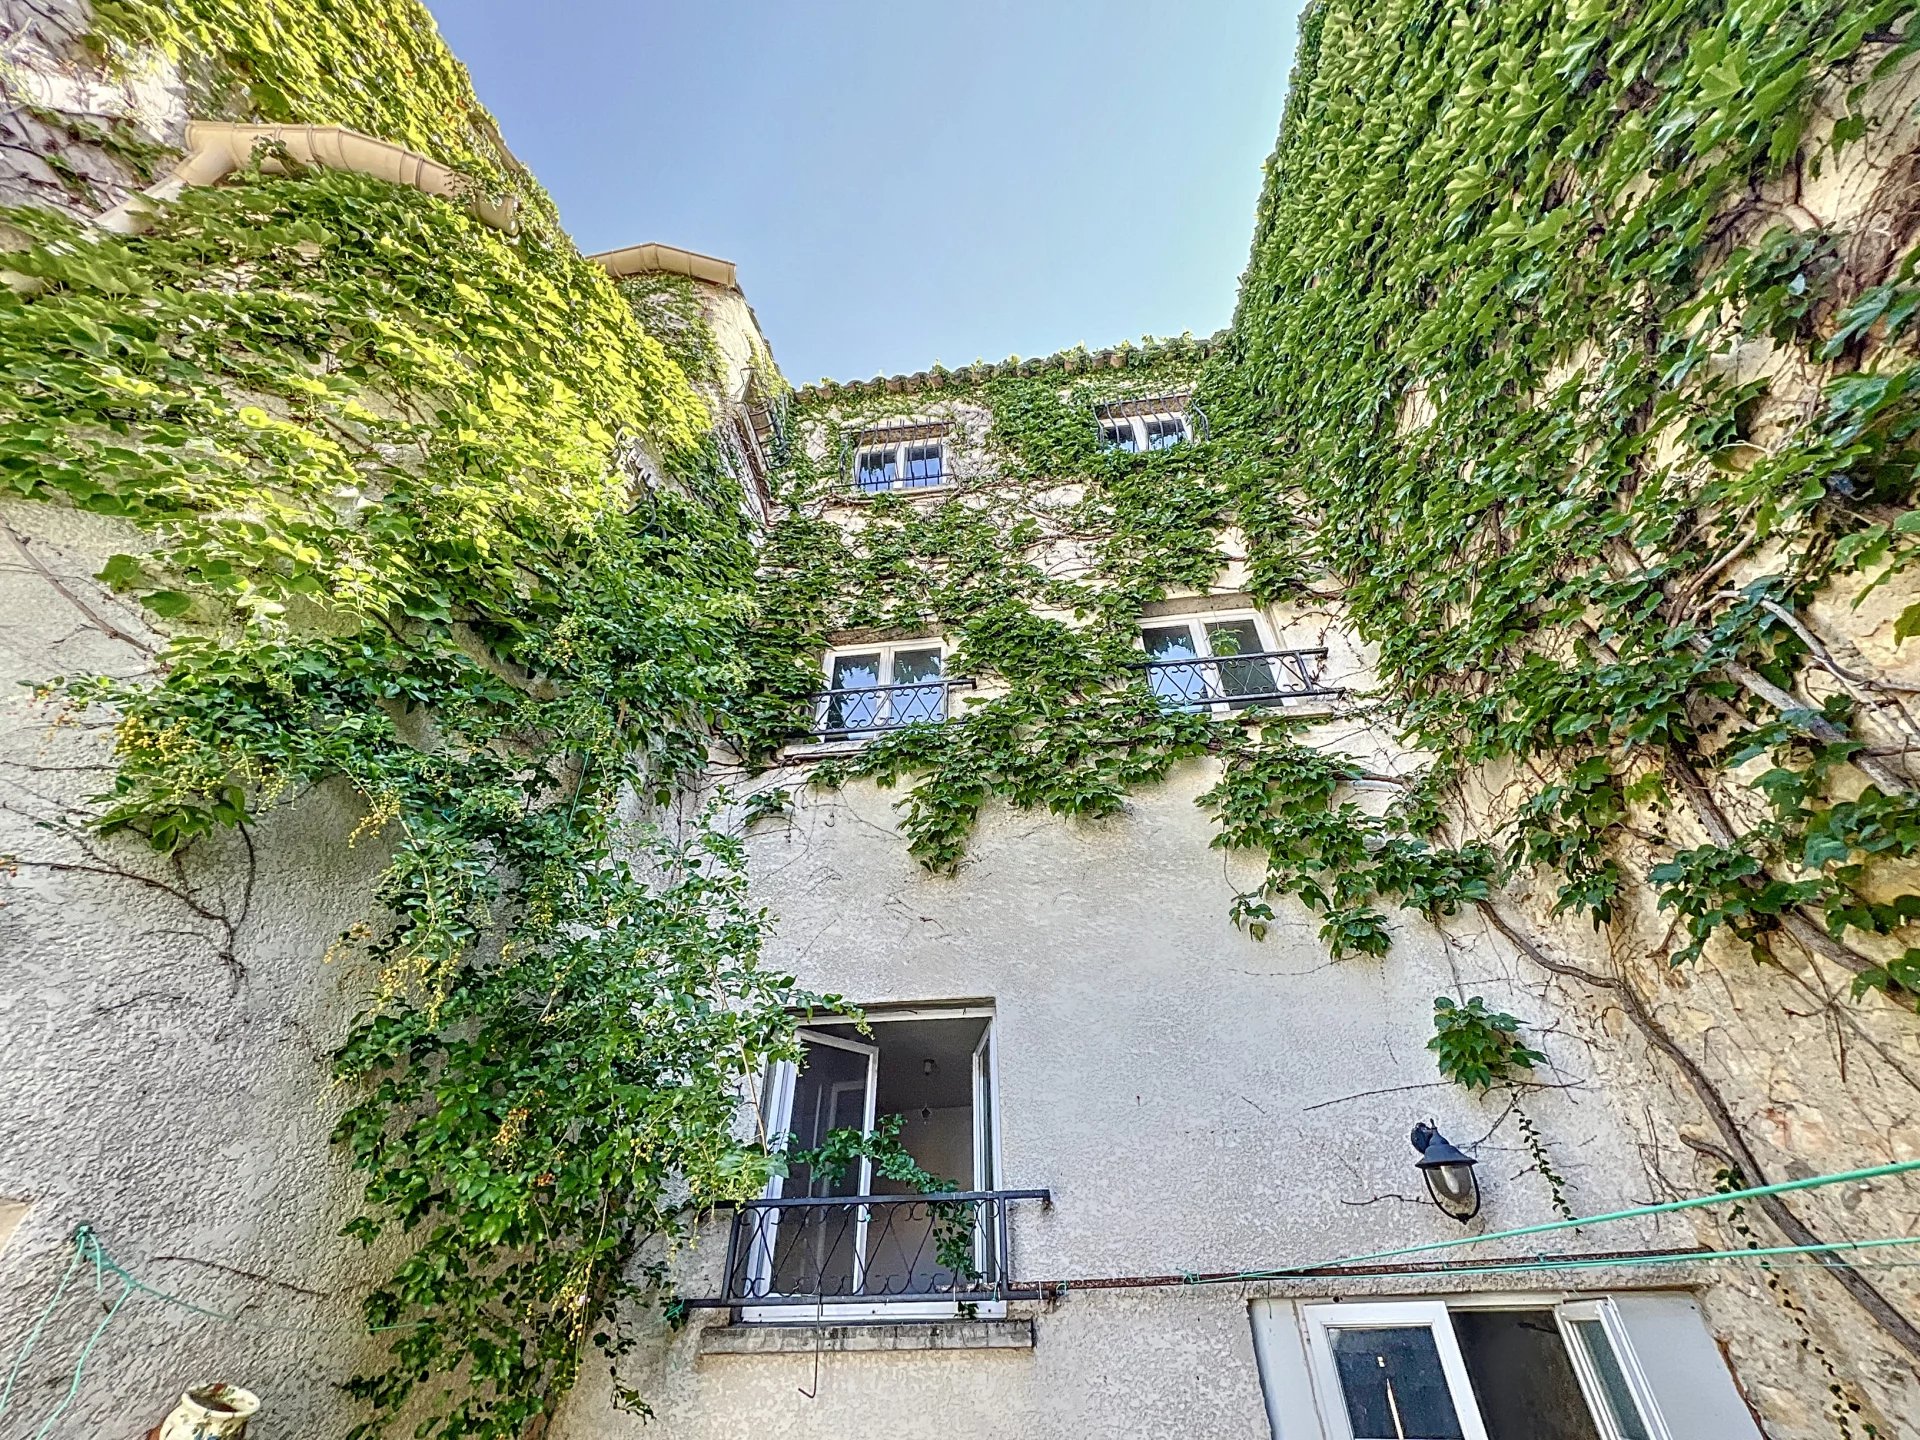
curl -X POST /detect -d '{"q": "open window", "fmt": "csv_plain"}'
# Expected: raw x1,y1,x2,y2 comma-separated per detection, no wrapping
735,1009,1012,1321
1297,1300,1670,1440
814,641,955,740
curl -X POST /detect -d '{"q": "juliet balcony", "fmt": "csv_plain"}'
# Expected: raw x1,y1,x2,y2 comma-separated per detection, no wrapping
1131,645,1339,711
695,1189,1052,1320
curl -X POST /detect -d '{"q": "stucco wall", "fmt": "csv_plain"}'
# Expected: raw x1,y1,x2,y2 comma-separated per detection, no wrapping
0,498,393,1438
552,747,1687,1439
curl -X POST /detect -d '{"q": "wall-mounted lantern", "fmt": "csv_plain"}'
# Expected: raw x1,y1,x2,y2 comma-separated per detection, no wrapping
1410,1122,1481,1223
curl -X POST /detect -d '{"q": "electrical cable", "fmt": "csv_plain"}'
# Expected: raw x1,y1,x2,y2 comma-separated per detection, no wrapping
1211,1154,1920,1285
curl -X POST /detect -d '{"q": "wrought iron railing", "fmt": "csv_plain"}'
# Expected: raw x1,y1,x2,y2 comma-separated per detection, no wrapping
697,1189,1051,1310
1132,646,1340,709
804,677,975,740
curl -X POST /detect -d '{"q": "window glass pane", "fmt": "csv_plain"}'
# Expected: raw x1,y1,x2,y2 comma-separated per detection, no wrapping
1141,624,1199,660
1141,624,1205,708
825,653,882,734
1570,1320,1653,1440
888,649,943,683
1204,619,1262,657
1328,1326,1467,1440
1102,421,1139,452
903,443,944,485
830,653,882,688
1452,1309,1602,1440
1145,414,1187,448
1206,619,1277,705
887,648,946,725
854,447,897,492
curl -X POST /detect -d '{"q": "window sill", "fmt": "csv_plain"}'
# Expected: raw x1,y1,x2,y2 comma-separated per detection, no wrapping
780,738,872,761
832,484,957,502
698,1317,1034,1357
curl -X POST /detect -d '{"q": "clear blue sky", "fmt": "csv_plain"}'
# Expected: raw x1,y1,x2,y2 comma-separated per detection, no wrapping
424,1,1303,385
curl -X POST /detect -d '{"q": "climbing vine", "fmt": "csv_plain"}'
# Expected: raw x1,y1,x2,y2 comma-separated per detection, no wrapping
1206,0,1920,1392
1212,0,1920,1001
14,0,1920,1428
3,4,820,1436
1426,998,1573,1219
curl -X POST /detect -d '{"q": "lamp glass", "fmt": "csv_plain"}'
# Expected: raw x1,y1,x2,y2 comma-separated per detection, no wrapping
1411,1123,1482,1222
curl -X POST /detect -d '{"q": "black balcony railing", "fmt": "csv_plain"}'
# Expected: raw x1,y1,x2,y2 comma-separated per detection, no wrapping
1132,646,1340,709
697,1189,1050,1310
804,678,975,740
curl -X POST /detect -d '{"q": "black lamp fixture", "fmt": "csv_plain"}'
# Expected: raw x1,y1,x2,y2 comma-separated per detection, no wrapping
1410,1122,1481,1223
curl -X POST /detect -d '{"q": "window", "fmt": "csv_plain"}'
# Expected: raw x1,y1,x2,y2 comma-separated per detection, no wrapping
1096,395,1194,452
1138,612,1291,711
1143,413,1189,449
733,1008,1009,1321
1556,1302,1663,1440
850,422,950,493
815,642,952,739
1292,1300,1670,1440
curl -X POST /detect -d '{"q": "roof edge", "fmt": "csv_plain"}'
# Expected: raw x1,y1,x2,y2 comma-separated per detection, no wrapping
795,331,1224,404
589,241,740,291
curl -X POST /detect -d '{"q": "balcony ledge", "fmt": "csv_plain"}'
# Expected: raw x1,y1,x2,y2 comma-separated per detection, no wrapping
698,1317,1035,1357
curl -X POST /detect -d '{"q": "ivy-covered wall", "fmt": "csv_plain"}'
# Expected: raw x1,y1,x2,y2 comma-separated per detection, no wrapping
1209,1,1920,1432
0,3,813,1438
6,0,1920,1435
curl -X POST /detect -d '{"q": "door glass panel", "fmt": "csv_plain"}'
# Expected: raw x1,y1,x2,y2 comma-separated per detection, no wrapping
770,1039,872,1299
1206,618,1276,705
825,652,882,734
887,648,945,725
1328,1326,1467,1440
1569,1320,1653,1440
1141,623,1205,707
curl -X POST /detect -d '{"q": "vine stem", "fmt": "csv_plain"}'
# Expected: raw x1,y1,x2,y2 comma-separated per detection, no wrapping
1473,898,1920,1364
0,515,155,656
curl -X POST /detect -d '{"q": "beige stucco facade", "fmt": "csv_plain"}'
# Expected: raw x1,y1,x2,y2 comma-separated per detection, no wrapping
551,753,1735,1439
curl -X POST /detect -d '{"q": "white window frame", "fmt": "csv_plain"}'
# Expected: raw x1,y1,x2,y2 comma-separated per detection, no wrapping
1297,1297,1675,1440
1301,1301,1492,1440
851,435,949,493
744,1029,879,1321
1557,1299,1672,1440
1099,407,1190,453
745,1008,1004,1324
817,640,951,738
1138,609,1303,713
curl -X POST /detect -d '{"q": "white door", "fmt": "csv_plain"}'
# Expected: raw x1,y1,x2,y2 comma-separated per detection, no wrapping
746,1030,878,1311
1302,1302,1493,1440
